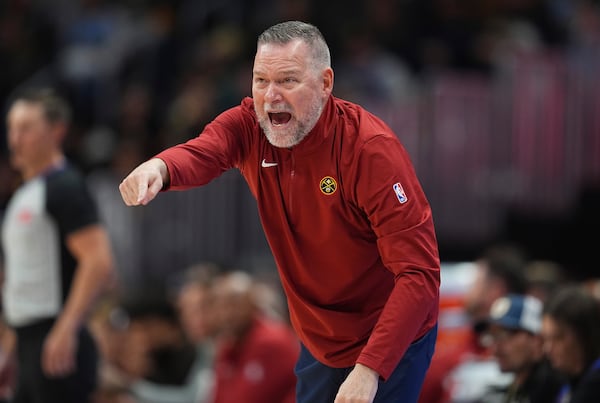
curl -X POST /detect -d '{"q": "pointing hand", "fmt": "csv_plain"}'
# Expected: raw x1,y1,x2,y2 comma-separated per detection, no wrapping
119,158,168,206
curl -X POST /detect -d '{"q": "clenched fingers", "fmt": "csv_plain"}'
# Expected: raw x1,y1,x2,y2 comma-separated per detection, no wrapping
119,159,167,206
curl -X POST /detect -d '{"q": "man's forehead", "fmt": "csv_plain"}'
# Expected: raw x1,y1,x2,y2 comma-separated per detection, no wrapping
254,45,310,75
256,39,308,59
8,101,44,122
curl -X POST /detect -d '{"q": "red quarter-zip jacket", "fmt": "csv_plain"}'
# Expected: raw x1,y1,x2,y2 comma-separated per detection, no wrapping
156,95,440,379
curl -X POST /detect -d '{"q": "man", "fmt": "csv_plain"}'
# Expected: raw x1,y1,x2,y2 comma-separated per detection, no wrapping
119,21,440,403
209,270,298,403
175,263,220,403
2,88,115,402
420,243,529,403
481,294,564,403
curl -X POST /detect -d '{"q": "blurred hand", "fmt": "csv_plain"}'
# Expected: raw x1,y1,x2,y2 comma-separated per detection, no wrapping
334,363,379,403
119,158,168,206
42,323,77,377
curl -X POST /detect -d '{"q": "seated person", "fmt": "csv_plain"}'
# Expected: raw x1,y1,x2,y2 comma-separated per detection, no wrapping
481,294,564,403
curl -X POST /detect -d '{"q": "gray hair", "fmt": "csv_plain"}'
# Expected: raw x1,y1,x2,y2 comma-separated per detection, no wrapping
258,21,331,70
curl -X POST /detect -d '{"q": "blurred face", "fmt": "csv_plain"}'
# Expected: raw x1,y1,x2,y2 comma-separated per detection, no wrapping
252,39,333,148
488,325,543,374
464,263,510,323
177,283,215,342
7,101,60,177
210,280,255,339
542,315,585,376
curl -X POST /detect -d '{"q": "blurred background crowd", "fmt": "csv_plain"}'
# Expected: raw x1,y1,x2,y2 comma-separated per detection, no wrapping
1,0,600,402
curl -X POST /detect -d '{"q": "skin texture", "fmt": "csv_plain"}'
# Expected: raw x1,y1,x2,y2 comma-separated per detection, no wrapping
210,272,257,342
7,101,64,181
119,157,167,206
119,37,381,403
541,316,585,377
177,282,215,343
7,100,115,378
488,325,544,385
252,39,332,148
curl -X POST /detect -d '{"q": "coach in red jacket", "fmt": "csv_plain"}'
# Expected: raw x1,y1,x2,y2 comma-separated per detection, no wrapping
119,20,440,403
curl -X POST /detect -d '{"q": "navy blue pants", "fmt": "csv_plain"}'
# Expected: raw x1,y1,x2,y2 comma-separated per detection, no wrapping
295,324,437,403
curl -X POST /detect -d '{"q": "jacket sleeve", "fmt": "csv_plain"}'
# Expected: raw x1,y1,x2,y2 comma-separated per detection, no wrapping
353,134,440,380
155,105,253,190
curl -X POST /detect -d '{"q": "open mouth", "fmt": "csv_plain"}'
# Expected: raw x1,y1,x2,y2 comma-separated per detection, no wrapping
269,112,292,126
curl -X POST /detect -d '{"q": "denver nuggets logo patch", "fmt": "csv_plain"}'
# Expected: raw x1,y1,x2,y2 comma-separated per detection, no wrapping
393,182,408,204
320,176,337,195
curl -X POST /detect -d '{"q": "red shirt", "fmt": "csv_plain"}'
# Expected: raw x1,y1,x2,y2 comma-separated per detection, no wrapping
212,317,298,403
156,95,440,379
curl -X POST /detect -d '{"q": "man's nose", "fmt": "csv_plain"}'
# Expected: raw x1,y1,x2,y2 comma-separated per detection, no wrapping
265,83,282,102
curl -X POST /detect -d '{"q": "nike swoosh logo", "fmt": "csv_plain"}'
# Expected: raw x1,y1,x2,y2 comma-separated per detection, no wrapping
261,159,278,168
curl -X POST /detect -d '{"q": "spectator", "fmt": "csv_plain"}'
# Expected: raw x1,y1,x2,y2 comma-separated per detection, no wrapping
119,291,200,403
175,262,220,403
480,294,564,403
420,243,528,403
87,292,132,394
524,260,566,303
542,285,600,403
209,270,299,403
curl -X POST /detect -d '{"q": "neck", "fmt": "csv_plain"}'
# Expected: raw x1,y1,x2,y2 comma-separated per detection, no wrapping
23,153,65,180
513,359,542,387
513,368,532,387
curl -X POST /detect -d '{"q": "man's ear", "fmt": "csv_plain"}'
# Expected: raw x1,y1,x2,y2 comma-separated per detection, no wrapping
322,67,334,96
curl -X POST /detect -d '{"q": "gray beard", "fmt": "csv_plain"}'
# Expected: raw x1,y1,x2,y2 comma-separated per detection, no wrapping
259,101,324,148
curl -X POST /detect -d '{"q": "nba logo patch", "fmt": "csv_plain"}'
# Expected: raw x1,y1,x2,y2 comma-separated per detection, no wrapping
393,182,408,204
